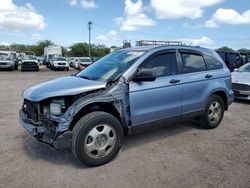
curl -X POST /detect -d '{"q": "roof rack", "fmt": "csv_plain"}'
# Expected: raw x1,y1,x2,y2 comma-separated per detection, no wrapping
136,40,183,46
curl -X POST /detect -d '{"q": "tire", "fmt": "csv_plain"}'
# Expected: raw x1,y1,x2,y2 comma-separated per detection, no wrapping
71,111,123,166
199,94,225,129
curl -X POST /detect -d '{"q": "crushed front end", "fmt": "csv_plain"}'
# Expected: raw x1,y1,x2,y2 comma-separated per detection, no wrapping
19,98,73,149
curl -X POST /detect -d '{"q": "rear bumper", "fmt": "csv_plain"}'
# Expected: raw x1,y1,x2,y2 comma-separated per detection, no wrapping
19,110,71,149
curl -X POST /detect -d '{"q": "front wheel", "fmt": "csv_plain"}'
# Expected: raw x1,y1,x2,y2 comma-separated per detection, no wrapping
199,94,225,129
71,111,123,166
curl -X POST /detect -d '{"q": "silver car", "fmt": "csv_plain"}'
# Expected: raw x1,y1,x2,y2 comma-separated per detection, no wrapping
232,63,250,100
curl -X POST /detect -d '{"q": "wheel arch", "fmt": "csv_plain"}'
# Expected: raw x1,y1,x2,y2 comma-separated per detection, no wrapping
210,90,228,111
69,102,126,133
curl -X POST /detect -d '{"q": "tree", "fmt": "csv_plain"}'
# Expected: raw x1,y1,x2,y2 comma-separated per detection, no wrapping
33,40,54,56
238,48,250,54
217,46,234,52
69,43,89,57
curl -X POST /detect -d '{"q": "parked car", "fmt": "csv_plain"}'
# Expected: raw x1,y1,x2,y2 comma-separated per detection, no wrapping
19,45,233,166
36,56,44,65
240,52,250,65
0,52,16,70
216,50,243,72
50,57,69,71
231,63,250,100
21,55,39,71
78,57,92,70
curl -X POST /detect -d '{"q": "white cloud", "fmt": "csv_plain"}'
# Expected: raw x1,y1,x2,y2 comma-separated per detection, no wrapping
0,0,45,31
96,30,119,41
69,0,78,6
68,0,98,8
183,22,201,29
114,0,156,31
150,0,224,19
80,0,97,9
179,36,215,46
205,8,250,28
0,42,10,46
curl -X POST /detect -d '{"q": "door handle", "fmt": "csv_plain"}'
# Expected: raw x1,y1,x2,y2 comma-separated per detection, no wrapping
169,79,180,84
205,74,213,78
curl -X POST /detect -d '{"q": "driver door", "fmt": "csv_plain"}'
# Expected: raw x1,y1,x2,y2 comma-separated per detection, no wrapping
129,50,182,129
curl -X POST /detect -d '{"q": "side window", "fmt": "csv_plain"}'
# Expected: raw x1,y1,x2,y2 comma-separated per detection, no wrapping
204,55,223,70
140,52,177,77
180,53,206,73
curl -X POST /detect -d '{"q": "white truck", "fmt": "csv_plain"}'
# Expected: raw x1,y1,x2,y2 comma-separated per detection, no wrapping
44,45,62,67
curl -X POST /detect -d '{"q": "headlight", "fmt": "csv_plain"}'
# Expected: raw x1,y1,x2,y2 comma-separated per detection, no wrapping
50,98,65,116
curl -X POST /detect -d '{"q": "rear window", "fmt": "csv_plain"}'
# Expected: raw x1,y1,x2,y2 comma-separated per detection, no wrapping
204,55,223,70
180,53,206,73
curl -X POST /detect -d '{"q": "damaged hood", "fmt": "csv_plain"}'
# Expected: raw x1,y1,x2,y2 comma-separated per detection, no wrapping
23,76,107,101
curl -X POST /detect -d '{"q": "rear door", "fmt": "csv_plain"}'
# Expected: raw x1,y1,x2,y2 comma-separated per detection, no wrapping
129,50,182,127
178,50,210,115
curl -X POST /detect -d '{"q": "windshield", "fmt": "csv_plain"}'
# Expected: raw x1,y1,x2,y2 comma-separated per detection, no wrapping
0,54,11,61
22,55,36,60
238,63,250,72
76,50,145,82
54,57,66,61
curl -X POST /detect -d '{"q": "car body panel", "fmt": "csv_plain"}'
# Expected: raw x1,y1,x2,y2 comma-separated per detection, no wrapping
22,76,107,101
129,75,182,126
232,71,250,100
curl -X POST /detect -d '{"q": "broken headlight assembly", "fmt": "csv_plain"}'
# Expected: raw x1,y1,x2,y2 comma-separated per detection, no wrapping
49,98,66,116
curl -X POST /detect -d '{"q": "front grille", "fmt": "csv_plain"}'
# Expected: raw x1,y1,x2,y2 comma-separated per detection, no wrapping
232,83,250,91
22,61,36,65
0,62,7,65
58,63,66,65
24,100,38,121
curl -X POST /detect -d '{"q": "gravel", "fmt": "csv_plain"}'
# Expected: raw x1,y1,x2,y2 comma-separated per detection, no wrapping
0,67,249,188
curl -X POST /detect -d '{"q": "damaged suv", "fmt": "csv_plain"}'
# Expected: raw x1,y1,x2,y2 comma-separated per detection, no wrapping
19,45,234,166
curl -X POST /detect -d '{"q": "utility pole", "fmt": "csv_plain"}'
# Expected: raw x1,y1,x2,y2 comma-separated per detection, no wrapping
88,21,92,58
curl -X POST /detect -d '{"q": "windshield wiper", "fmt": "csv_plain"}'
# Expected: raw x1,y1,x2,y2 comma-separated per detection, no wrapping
79,75,91,80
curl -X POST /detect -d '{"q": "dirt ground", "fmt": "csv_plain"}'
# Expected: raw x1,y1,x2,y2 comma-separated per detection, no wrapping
0,67,249,188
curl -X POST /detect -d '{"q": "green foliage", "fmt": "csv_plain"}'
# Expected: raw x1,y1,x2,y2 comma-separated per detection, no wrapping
238,48,250,54
68,43,109,57
217,46,234,52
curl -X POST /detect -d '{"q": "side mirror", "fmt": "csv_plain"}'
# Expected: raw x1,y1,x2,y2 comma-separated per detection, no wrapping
133,70,156,82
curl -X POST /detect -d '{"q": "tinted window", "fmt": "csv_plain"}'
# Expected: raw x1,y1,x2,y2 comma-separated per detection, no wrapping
140,53,178,77
204,55,223,70
181,53,206,73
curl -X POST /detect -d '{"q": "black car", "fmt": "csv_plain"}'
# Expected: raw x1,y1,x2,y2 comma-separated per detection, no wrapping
21,55,39,71
216,50,243,72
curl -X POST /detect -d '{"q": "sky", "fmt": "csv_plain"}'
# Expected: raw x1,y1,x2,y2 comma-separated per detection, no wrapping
0,0,250,49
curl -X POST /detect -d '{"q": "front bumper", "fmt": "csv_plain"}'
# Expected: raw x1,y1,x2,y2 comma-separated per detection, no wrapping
0,63,12,69
233,90,250,101
19,110,45,136
19,110,72,149
21,64,39,71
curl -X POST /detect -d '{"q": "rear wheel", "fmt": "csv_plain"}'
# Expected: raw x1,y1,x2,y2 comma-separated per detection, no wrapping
72,111,123,166
199,94,224,129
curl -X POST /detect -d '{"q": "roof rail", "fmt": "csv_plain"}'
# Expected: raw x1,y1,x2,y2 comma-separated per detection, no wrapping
136,40,183,46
